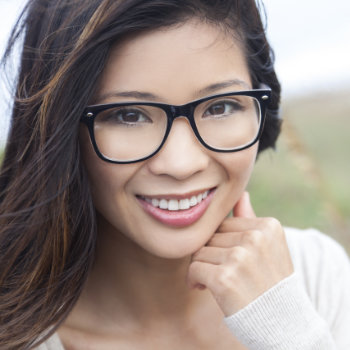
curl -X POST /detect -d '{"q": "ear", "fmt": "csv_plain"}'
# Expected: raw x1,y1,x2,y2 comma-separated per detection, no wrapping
233,192,256,218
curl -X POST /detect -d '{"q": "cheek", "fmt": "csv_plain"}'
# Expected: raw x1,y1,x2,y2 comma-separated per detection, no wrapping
84,161,139,215
205,146,258,222
218,145,258,184
213,145,257,213
79,127,138,211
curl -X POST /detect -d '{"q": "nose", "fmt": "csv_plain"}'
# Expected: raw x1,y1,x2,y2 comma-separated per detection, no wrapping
147,118,209,180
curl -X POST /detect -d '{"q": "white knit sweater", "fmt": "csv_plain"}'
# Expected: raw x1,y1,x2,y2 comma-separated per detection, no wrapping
37,227,350,349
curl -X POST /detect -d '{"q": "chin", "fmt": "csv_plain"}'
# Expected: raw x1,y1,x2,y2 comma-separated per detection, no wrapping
150,241,205,260
133,215,223,260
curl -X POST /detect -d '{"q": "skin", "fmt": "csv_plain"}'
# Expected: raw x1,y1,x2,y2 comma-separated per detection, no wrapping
59,20,294,349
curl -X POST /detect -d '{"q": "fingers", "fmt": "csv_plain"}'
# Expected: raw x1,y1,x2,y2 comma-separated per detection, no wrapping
233,191,256,218
206,232,243,247
186,260,217,289
192,242,248,264
217,217,266,233
192,246,226,265
217,192,259,232
187,191,294,316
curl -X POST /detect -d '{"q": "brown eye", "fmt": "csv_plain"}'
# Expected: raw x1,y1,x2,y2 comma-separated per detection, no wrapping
117,110,149,123
99,108,152,125
208,103,226,115
203,100,243,118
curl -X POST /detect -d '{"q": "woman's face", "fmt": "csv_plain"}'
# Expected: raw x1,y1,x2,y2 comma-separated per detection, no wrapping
80,20,258,259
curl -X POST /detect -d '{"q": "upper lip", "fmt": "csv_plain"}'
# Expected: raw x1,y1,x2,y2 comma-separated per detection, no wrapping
137,187,215,200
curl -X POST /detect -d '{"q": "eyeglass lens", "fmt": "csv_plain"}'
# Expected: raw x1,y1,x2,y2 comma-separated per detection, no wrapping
93,95,261,162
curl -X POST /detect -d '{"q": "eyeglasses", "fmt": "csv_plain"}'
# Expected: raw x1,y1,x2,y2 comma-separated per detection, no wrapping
80,88,271,164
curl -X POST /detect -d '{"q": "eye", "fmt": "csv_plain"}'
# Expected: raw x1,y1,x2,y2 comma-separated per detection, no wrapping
203,100,244,118
99,107,152,125
117,110,151,124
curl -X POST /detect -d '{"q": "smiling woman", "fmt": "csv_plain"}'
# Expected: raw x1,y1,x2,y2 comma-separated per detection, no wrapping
0,1,350,350
78,22,262,261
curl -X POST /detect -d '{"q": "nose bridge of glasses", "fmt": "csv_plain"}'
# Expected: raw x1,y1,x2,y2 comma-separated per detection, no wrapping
167,104,200,143
170,104,194,121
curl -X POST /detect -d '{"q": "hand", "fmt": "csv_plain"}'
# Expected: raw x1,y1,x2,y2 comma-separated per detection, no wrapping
187,192,294,316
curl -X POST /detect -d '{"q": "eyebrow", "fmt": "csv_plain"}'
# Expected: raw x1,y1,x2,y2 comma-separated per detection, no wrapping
196,79,251,96
95,90,159,103
94,79,251,104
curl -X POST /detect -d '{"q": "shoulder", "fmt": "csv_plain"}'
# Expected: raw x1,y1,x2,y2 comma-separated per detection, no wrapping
284,227,350,333
35,333,64,350
284,226,350,278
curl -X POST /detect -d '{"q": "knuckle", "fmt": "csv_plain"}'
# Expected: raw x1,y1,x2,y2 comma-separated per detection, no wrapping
265,217,286,241
216,266,235,289
243,229,263,246
188,261,201,275
227,246,248,264
264,217,281,230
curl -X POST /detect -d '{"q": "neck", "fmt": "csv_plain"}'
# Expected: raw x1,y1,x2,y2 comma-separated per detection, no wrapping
70,220,210,331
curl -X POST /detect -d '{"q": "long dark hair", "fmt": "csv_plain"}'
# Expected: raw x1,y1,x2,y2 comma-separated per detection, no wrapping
0,0,281,348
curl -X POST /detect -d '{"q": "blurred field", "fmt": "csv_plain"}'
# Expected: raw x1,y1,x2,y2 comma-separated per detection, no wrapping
249,89,350,254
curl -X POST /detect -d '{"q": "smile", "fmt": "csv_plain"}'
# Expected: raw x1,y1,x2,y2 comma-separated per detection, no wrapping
137,188,215,227
142,190,209,211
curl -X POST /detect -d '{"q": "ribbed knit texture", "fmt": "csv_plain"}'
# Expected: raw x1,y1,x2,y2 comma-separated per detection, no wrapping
224,273,336,349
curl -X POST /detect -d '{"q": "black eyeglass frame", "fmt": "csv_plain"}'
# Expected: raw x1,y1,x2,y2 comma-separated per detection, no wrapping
81,88,271,164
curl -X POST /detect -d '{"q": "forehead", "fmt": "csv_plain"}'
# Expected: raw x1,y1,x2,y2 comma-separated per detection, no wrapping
96,20,251,105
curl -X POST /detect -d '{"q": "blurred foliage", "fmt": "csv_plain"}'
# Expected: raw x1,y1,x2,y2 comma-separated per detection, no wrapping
249,89,350,254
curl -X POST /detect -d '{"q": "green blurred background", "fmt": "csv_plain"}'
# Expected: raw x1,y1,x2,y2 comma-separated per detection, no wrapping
249,89,350,254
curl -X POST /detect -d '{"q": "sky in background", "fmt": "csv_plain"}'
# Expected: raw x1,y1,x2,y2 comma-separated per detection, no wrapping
0,0,350,144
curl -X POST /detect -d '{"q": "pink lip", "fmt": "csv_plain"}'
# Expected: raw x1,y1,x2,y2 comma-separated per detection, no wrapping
137,189,216,227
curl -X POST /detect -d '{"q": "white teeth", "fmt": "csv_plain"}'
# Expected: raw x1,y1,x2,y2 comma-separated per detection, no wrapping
159,199,168,209
168,199,179,211
179,198,190,210
151,198,159,207
143,190,210,211
189,196,197,207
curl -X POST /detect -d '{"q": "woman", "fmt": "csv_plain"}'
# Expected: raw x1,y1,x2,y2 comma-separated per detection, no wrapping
1,0,349,349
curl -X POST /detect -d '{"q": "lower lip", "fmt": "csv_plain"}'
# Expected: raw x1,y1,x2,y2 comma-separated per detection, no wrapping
137,189,215,228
